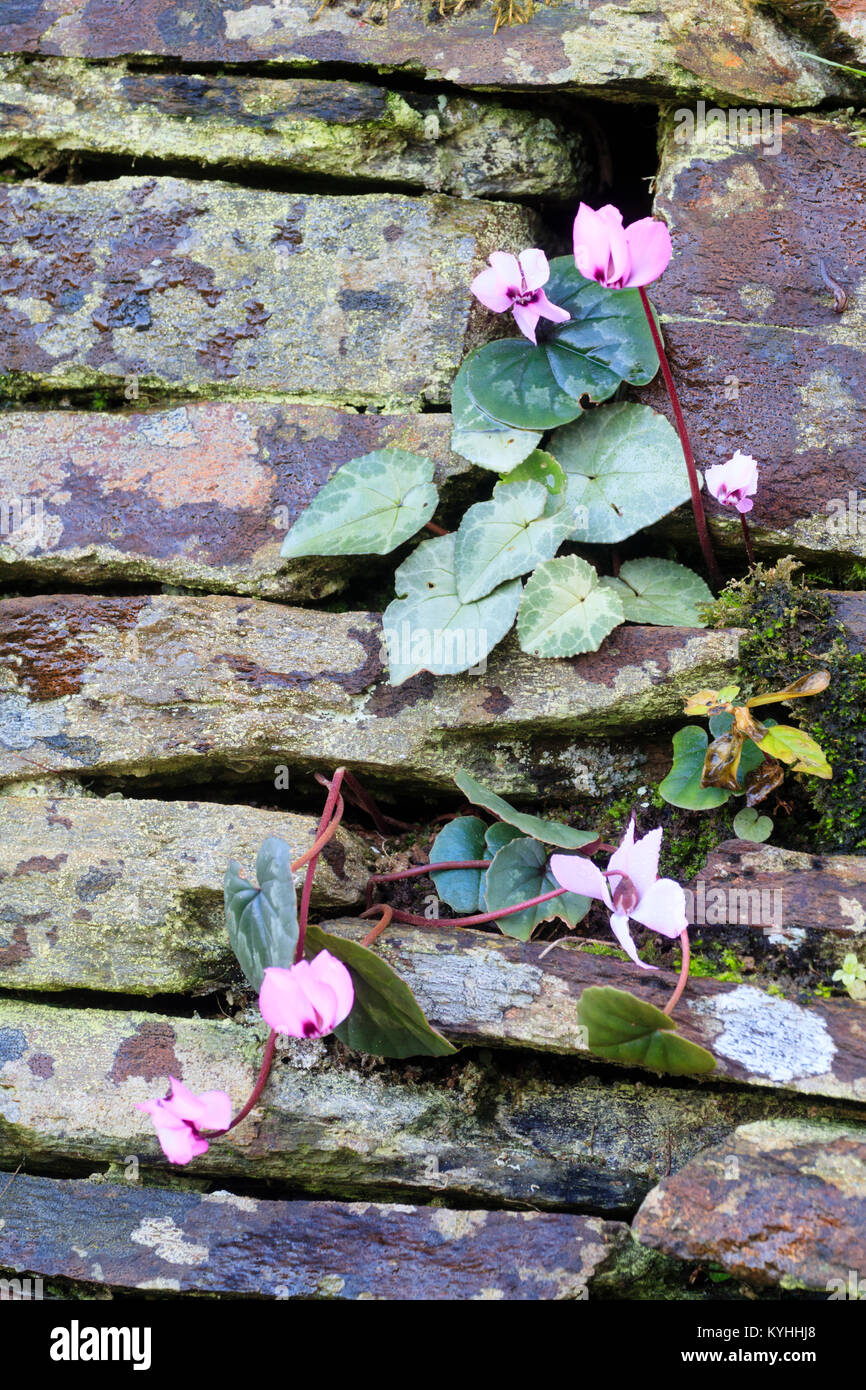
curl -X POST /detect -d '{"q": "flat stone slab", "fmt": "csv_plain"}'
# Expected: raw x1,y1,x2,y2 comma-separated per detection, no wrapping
0,177,535,406
647,111,866,563
0,998,844,1209
0,56,585,199
0,1,845,106
0,592,739,795
0,402,472,601
687,840,866,939
633,1118,866,1292
0,1174,630,1299
0,796,370,994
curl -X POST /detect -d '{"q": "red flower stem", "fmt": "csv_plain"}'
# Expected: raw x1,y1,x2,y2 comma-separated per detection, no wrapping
322,769,410,835
638,287,722,589
359,903,394,948
424,521,449,536
365,859,492,909
296,769,346,961
384,886,567,929
662,930,691,1018
740,513,756,567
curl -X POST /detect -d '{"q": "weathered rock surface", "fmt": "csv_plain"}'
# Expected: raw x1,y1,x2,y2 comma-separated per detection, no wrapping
687,840,866,940
0,402,475,600
0,998,847,1208
0,1,846,105
0,177,536,406
0,796,370,993
647,110,866,563
0,592,739,795
0,56,587,198
633,1117,866,1292
0,1173,628,1299
768,0,866,63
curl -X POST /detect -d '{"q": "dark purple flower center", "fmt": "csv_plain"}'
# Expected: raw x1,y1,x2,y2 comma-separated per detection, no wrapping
507,286,540,307
609,872,639,914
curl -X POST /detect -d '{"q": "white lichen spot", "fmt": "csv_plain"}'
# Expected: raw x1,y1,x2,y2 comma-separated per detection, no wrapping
693,985,836,1082
839,896,866,934
430,1209,489,1240
223,5,284,39
136,1277,182,1292
129,1216,209,1266
202,1190,259,1213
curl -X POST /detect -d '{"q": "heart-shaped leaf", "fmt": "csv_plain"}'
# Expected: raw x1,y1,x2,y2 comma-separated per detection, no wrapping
484,835,590,940
732,806,774,843
548,402,694,545
484,822,524,854
577,985,716,1075
306,924,456,1058
463,259,659,431
658,726,731,810
756,724,832,777
280,449,437,558
382,533,521,683
450,351,542,471
455,769,597,850
599,558,712,627
455,466,575,604
429,815,488,913
517,555,624,658
224,837,299,989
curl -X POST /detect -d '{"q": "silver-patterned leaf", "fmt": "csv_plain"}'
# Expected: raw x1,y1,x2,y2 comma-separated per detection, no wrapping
518,555,624,658
281,448,438,557
454,463,574,603
382,533,521,684
598,558,712,627
450,352,542,472
548,403,695,544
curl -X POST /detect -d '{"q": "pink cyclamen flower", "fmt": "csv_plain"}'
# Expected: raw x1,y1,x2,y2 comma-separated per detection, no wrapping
470,248,570,345
137,1077,232,1166
705,451,759,514
259,950,354,1039
550,818,687,970
572,203,672,290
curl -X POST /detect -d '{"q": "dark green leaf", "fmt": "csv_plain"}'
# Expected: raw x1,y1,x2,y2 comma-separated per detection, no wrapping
456,768,597,849
465,338,586,431
450,351,542,471
224,836,299,990
483,836,590,940
306,924,456,1058
577,985,716,1076
658,726,731,810
429,815,488,913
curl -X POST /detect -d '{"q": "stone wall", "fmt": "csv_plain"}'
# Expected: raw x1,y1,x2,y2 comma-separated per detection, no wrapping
1,0,865,1301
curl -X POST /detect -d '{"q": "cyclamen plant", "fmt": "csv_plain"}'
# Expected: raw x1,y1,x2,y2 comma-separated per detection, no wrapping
280,200,763,686
138,764,714,1164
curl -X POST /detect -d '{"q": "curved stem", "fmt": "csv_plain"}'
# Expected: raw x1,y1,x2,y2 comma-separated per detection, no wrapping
296,769,346,962
639,288,722,589
365,859,492,909
740,512,756,567
385,886,566,929
360,903,394,948
663,930,691,1017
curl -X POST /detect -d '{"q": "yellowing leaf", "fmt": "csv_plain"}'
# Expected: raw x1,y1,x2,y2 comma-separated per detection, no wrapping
756,724,832,778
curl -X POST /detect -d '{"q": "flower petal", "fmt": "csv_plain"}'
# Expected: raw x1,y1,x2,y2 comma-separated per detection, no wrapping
629,878,689,938
608,819,661,902
308,951,354,1028
259,964,317,1036
622,216,672,288
549,852,613,907
517,248,550,292
512,299,541,343
608,911,658,970
535,290,570,325
470,263,514,313
573,203,617,283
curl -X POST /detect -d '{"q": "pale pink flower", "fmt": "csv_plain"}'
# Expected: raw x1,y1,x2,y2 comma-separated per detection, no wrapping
550,818,687,970
705,451,759,514
572,203,672,290
470,248,570,344
137,1077,232,1165
259,950,354,1039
